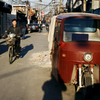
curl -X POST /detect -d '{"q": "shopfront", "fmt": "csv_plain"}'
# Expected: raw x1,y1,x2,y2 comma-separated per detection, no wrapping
0,1,12,38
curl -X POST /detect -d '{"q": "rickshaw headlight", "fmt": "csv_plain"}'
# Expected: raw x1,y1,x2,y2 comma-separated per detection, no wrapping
83,53,93,62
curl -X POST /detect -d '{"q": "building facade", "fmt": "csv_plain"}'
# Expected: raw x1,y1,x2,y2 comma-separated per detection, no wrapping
66,0,100,12
0,0,12,37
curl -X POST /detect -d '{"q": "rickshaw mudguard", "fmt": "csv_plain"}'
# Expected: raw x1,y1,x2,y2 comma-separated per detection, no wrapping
57,42,100,83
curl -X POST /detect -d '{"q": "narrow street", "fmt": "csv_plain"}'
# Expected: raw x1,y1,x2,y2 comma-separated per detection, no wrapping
0,0,100,100
0,28,75,100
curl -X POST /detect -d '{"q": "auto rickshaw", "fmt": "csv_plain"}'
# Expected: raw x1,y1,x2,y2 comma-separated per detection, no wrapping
48,13,100,90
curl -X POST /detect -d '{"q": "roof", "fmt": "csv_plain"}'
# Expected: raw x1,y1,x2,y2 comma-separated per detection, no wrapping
57,12,100,20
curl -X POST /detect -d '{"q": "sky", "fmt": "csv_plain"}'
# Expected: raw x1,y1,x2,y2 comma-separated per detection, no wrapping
4,0,67,6
3,0,67,14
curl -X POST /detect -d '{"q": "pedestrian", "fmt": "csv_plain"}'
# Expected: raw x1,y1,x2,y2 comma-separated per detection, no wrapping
20,25,26,39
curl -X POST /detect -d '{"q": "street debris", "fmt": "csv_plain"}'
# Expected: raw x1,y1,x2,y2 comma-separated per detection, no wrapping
29,51,51,68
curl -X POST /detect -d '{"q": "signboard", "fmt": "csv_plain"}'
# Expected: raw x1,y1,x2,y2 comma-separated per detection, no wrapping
42,11,44,17
28,16,30,19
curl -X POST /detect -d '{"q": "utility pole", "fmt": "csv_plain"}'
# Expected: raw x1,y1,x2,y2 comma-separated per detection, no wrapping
53,1,55,15
57,0,60,14
66,0,74,12
26,0,29,27
60,0,62,13
52,0,55,15
40,2,41,20
70,0,73,12
60,0,62,8
83,0,86,12
51,1,53,16
39,0,42,20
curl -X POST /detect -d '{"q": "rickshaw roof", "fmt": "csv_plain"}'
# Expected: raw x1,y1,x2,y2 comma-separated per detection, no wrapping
57,13,100,20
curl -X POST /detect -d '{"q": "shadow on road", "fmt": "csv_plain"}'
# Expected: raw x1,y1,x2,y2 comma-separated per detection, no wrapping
0,41,8,55
42,75,67,100
24,36,31,40
0,67,33,80
75,83,100,100
20,44,34,58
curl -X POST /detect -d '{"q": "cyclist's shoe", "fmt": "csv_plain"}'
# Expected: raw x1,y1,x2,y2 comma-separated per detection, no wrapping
16,54,20,58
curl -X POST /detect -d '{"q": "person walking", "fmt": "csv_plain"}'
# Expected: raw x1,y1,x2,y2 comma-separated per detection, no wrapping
20,25,26,39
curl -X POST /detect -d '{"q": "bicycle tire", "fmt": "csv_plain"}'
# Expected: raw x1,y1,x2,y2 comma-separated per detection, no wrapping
8,46,13,64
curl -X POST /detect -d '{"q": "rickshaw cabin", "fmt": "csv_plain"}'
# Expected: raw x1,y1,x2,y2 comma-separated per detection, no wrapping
50,13,100,85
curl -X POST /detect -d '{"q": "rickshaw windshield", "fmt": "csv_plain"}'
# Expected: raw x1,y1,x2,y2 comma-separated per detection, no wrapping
64,18,97,32
63,17,100,42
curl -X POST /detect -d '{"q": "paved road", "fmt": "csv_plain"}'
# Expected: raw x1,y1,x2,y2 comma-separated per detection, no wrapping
1,28,99,100
0,29,75,100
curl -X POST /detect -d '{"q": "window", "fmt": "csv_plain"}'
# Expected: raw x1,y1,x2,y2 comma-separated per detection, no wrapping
63,18,100,42
64,18,97,32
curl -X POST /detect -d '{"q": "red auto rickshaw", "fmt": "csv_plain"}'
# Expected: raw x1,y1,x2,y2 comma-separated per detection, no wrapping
48,13,100,90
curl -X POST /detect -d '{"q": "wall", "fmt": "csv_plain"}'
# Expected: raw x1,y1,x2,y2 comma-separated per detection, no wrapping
7,7,17,30
2,13,7,35
0,7,17,36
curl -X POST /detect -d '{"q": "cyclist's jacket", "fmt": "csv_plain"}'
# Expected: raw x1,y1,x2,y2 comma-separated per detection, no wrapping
7,26,22,37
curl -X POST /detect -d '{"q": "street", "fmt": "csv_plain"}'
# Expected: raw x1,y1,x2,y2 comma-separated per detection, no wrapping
1,28,100,100
0,0,100,100
0,29,100,100
0,28,75,100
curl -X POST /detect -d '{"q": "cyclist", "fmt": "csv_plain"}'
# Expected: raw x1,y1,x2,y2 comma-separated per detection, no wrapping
2,19,22,56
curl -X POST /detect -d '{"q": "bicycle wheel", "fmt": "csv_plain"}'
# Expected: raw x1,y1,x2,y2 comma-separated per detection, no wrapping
8,46,13,64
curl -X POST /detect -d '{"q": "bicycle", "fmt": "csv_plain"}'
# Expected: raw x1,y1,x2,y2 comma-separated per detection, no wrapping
6,33,20,64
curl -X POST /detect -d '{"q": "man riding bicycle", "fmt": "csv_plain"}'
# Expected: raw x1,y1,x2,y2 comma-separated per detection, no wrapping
2,19,22,56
